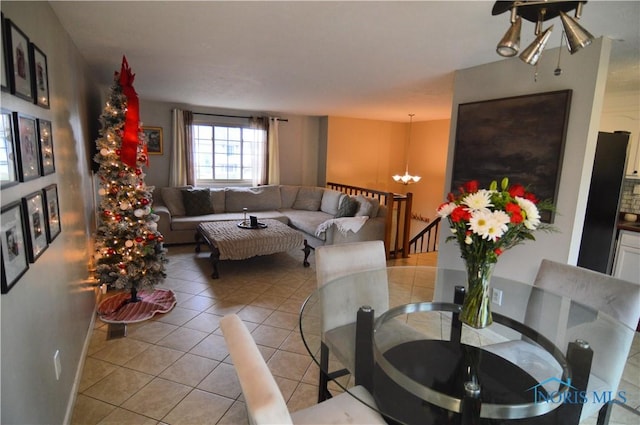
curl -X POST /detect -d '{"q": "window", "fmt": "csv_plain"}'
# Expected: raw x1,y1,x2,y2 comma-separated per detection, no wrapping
193,122,265,185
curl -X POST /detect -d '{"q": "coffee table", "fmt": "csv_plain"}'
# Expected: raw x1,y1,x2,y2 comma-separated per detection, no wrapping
195,219,311,278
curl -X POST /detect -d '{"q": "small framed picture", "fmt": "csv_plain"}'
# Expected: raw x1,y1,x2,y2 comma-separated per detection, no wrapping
42,184,61,242
13,112,40,181
30,44,49,108
1,201,29,293
37,119,54,175
143,126,163,154
0,109,18,188
22,190,48,262
4,19,33,102
1,13,9,92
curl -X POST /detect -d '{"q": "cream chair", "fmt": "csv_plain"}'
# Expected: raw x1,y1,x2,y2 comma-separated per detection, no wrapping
315,240,423,401
219,314,387,425
485,259,640,424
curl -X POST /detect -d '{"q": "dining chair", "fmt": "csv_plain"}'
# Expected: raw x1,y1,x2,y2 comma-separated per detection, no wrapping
484,259,640,424
219,314,387,425
315,240,424,402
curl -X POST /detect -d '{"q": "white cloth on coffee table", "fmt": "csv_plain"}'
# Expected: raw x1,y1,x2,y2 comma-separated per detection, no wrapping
199,219,303,260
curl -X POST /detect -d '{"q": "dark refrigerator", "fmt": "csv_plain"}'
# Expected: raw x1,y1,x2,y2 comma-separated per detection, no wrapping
577,131,629,274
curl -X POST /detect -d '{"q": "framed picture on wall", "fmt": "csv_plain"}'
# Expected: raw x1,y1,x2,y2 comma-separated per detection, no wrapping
22,190,48,262
30,44,49,108
1,13,9,92
1,201,29,294
37,119,55,175
451,90,572,223
13,112,40,181
143,126,163,154
0,109,18,188
43,184,61,242
4,19,33,102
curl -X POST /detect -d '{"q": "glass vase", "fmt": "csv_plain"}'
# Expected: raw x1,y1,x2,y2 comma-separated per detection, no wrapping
460,260,495,329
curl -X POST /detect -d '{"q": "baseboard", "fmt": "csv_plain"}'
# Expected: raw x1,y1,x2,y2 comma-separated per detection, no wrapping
62,301,97,425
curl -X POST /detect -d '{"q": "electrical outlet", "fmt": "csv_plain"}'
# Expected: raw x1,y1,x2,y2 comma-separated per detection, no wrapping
53,350,61,380
491,288,503,306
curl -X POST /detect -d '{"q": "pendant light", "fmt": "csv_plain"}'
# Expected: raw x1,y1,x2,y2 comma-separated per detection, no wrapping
392,114,421,185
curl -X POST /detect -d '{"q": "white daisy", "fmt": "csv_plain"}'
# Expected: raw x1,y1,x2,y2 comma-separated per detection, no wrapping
462,190,494,212
437,202,457,218
468,210,492,237
515,197,541,230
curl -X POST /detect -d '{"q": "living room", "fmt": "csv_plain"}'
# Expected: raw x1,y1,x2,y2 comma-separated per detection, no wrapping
1,1,639,424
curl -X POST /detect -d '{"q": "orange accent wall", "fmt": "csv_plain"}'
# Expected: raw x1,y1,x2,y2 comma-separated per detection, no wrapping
326,116,450,221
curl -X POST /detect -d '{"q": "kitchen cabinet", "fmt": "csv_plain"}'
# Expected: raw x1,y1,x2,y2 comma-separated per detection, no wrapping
613,230,640,285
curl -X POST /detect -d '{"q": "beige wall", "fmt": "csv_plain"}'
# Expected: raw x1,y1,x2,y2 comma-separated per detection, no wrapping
326,116,450,221
1,2,99,424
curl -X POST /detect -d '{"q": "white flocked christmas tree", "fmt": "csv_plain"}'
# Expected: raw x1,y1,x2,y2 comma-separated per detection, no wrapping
93,57,167,302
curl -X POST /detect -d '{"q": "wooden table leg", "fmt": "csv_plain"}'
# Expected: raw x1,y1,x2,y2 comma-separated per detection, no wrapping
302,239,313,267
195,230,203,253
210,245,220,279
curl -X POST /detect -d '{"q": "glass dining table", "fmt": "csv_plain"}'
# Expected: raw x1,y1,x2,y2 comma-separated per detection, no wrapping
298,266,631,425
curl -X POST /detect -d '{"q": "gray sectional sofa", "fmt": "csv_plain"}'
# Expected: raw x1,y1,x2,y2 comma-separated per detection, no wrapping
153,184,387,248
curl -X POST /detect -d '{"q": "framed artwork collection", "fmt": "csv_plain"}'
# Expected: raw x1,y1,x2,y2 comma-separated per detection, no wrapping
143,126,163,154
1,13,59,294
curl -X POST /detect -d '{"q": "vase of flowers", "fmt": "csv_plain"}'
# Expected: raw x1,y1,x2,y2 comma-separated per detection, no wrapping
437,178,553,328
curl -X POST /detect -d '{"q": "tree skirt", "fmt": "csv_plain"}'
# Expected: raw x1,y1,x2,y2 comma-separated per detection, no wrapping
97,289,176,324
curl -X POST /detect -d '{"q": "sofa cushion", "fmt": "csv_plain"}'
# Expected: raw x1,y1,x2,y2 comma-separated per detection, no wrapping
225,186,282,212
161,186,192,216
320,189,343,216
292,187,324,211
335,195,359,218
210,188,226,213
182,188,215,216
355,195,380,218
280,186,300,209
281,209,332,241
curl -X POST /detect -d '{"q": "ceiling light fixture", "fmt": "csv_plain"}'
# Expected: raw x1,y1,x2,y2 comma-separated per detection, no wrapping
493,1,594,66
392,114,421,185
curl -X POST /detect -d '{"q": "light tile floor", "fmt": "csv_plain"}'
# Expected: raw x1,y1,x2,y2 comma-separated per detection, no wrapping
71,245,639,424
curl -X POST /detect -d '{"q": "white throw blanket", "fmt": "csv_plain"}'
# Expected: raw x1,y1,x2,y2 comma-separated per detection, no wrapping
315,216,369,237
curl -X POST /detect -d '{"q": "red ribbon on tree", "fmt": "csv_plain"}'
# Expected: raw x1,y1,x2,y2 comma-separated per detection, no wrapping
118,56,140,168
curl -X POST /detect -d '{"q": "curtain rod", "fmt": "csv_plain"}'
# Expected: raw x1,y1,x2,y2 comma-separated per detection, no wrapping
193,112,288,122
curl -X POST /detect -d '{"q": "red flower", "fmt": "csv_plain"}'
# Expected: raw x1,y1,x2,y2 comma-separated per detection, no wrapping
505,203,523,223
508,184,526,198
524,192,539,203
494,248,503,256
447,192,455,202
464,180,479,193
451,206,471,223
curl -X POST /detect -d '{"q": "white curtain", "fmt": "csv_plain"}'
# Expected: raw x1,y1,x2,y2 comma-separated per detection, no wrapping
268,117,280,185
169,109,194,186
250,116,280,186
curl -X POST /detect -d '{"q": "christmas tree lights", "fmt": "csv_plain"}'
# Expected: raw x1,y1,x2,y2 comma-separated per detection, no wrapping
93,57,167,302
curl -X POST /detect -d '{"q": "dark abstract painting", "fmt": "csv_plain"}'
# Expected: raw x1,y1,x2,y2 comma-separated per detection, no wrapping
451,90,572,222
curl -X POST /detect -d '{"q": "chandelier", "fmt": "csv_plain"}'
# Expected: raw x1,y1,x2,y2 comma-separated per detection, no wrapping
392,114,421,185
493,1,594,66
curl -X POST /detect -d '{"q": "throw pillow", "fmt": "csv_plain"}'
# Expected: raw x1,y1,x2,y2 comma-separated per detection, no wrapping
355,195,380,218
292,187,324,211
335,195,359,218
182,188,214,216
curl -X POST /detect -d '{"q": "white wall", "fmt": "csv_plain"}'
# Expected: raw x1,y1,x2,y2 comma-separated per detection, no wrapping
0,2,99,424
136,99,322,189
437,38,612,284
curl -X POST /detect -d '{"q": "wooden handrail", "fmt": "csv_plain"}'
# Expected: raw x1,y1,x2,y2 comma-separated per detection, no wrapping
408,216,441,254
326,182,412,259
